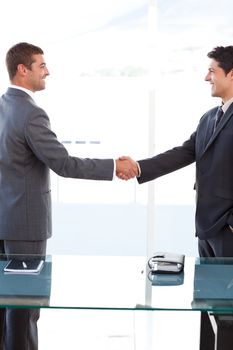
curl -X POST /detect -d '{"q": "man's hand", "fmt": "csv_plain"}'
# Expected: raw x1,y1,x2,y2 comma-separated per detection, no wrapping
115,156,139,180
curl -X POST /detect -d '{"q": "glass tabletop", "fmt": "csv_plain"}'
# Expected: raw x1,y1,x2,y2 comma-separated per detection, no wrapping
1,254,233,312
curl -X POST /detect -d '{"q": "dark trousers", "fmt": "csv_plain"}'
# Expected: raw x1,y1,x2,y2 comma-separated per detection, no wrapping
198,227,233,349
198,226,233,257
0,240,47,350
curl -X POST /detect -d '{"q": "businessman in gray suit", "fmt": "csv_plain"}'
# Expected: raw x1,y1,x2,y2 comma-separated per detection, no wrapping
121,46,233,258
0,42,137,350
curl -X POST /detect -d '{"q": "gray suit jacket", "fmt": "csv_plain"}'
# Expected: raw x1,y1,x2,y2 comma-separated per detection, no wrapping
0,88,114,240
138,103,233,240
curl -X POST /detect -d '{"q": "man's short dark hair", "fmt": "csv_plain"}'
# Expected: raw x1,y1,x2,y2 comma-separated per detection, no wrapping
6,42,44,80
207,46,233,75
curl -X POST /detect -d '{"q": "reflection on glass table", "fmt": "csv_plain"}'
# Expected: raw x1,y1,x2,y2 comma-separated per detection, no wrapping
0,255,233,314
192,257,233,311
0,254,52,306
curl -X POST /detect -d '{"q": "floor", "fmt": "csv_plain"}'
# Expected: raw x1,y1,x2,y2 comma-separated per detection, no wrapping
38,309,200,349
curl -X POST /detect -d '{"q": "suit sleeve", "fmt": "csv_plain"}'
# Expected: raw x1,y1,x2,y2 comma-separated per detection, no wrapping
24,109,114,181
137,131,196,184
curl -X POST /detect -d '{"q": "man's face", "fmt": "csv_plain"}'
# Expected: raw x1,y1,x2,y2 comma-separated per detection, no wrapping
25,54,49,92
205,59,233,102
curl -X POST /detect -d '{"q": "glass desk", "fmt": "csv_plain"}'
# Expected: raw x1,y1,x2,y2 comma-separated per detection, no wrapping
0,255,233,349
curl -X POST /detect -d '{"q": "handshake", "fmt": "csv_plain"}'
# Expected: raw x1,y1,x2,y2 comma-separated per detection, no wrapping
115,156,139,180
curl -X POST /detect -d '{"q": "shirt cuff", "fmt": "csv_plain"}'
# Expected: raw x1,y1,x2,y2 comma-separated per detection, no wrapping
113,159,116,179
136,161,141,177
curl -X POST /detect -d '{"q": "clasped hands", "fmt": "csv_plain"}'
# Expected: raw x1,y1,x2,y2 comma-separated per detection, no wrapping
115,156,139,180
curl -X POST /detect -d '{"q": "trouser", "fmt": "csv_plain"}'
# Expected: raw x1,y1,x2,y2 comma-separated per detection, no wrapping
0,240,47,350
198,227,233,350
198,225,233,257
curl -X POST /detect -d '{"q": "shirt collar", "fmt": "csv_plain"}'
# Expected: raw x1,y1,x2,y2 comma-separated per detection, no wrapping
10,85,35,100
222,97,233,113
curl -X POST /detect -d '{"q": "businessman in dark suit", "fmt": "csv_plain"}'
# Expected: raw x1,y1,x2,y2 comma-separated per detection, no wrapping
0,42,137,350
121,46,233,258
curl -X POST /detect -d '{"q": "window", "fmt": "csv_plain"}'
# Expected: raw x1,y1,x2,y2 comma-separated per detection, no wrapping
1,0,232,255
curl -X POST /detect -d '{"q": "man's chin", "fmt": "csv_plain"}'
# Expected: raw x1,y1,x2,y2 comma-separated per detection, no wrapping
36,84,46,92
211,91,218,97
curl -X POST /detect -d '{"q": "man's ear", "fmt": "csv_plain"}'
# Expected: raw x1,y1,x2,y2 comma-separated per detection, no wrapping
17,64,27,76
229,69,233,80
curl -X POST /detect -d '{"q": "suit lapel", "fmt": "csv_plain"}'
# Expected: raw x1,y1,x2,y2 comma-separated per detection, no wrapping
204,112,216,147
202,103,233,155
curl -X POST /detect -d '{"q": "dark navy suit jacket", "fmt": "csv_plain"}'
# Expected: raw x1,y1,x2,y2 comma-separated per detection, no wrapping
138,102,233,239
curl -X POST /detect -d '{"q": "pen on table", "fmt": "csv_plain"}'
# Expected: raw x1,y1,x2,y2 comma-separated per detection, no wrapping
22,261,27,268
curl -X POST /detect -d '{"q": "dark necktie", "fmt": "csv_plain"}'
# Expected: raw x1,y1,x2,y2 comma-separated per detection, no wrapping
213,106,224,132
